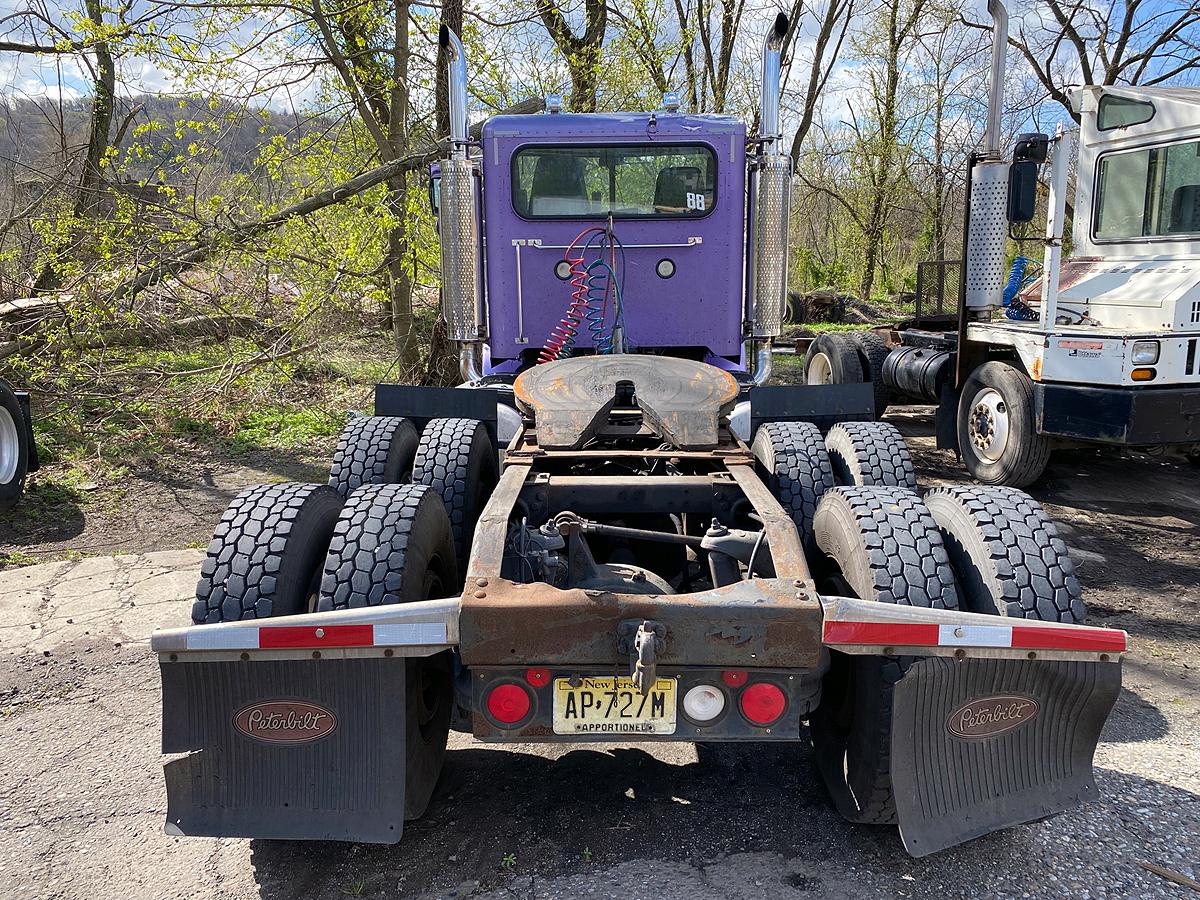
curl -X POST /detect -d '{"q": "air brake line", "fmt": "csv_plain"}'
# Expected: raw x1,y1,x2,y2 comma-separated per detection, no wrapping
538,224,628,363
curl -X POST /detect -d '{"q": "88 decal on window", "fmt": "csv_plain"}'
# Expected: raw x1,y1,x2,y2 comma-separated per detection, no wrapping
686,192,706,211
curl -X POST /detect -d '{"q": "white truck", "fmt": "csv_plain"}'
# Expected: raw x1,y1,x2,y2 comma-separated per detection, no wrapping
807,40,1200,486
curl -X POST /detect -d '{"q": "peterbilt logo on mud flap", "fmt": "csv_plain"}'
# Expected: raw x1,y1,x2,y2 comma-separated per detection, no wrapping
233,701,337,744
946,695,1040,739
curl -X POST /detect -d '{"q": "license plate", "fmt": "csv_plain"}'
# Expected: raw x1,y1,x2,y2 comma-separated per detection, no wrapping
552,676,677,735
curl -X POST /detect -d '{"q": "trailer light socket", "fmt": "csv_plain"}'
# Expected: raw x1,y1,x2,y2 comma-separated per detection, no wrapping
1131,367,1156,382
1130,341,1159,365
525,667,551,687
721,669,748,688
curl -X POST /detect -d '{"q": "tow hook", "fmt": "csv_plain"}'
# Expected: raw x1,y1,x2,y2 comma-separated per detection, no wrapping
618,619,666,694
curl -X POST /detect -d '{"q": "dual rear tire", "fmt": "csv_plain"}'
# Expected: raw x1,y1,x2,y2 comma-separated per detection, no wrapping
192,416,496,821
799,424,1082,825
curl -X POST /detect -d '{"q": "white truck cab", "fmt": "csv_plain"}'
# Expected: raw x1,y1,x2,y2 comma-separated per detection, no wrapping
978,86,1200,390
807,82,1200,486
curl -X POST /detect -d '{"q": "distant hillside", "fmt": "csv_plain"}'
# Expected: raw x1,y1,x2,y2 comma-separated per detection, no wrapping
0,94,326,186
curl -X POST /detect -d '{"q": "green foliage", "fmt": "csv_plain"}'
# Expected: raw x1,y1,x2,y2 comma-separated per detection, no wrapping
232,407,345,451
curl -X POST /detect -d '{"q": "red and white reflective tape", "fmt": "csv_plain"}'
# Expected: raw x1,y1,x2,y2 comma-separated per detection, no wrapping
822,620,1127,654
184,622,450,652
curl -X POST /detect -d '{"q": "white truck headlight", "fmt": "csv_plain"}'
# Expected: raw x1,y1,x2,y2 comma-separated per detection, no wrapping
1131,340,1159,365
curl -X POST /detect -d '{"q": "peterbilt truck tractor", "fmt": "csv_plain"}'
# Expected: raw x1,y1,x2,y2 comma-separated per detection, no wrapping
806,2,1200,486
154,6,1127,858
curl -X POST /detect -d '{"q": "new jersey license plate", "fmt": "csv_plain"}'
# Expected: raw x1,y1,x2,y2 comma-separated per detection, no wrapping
552,676,677,735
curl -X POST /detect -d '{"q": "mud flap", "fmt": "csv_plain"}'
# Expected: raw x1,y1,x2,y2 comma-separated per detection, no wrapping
890,656,1121,857
161,657,406,843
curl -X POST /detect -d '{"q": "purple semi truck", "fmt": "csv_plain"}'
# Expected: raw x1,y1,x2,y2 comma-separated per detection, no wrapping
153,9,1127,858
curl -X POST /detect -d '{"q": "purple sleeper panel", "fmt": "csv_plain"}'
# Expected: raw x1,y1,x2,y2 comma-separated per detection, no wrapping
480,113,747,363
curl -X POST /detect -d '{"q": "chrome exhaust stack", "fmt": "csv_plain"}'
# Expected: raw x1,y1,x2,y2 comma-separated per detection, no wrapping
747,13,791,385
438,25,486,383
963,0,1009,313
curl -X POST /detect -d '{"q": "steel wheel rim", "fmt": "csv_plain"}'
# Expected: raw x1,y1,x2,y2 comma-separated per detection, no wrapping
0,407,19,485
809,352,834,385
968,387,1009,463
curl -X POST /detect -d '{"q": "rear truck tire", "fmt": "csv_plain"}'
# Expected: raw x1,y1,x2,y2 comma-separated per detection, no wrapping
804,333,864,386
0,380,30,512
316,483,457,820
191,483,343,624
855,332,892,419
957,361,1050,488
411,417,498,582
328,415,419,497
751,421,834,549
825,421,917,489
926,485,1085,623
809,486,959,825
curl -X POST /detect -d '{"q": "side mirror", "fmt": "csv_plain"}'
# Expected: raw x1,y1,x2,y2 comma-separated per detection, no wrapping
428,175,441,218
1007,160,1038,223
1007,132,1050,224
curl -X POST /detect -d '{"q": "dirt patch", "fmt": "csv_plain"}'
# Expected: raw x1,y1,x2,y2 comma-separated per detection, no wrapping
0,441,331,563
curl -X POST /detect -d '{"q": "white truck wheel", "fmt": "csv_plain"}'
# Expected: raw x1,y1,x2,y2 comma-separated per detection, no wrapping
957,361,1050,487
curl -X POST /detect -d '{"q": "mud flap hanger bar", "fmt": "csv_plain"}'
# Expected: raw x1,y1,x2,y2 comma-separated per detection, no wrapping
153,592,1126,665
151,597,461,660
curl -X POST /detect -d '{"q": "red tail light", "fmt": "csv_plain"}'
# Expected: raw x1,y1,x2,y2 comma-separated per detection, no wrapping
486,683,531,725
525,667,551,687
740,682,785,725
722,669,748,687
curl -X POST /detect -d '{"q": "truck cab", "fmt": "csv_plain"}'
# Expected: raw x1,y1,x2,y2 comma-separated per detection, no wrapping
479,113,748,368
1001,86,1200,387
807,72,1200,485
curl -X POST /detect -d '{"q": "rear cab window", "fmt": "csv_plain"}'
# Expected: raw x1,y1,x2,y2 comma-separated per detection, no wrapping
512,144,716,219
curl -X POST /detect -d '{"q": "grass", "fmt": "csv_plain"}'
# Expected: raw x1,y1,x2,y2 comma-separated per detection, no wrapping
232,407,345,451
3,320,402,542
804,322,878,334
0,548,40,568
769,352,806,386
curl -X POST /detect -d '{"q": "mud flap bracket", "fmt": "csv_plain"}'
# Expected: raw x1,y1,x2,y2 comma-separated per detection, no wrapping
890,656,1121,857
161,657,406,843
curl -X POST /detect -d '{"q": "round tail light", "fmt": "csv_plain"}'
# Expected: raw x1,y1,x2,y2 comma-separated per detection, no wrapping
682,684,726,723
722,669,748,688
740,682,786,725
486,683,531,725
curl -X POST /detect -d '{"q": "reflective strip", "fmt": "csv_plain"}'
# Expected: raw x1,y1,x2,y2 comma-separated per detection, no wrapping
186,626,260,651
822,621,937,646
374,623,449,645
1011,624,1126,653
181,621,451,652
823,620,1127,653
259,624,374,649
937,623,1012,647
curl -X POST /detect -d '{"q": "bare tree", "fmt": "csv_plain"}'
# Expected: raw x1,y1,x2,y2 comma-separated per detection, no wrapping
535,0,608,111
781,0,856,162
974,0,1200,120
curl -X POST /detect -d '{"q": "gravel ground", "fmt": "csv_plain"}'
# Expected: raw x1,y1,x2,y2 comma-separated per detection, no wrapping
0,409,1197,899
